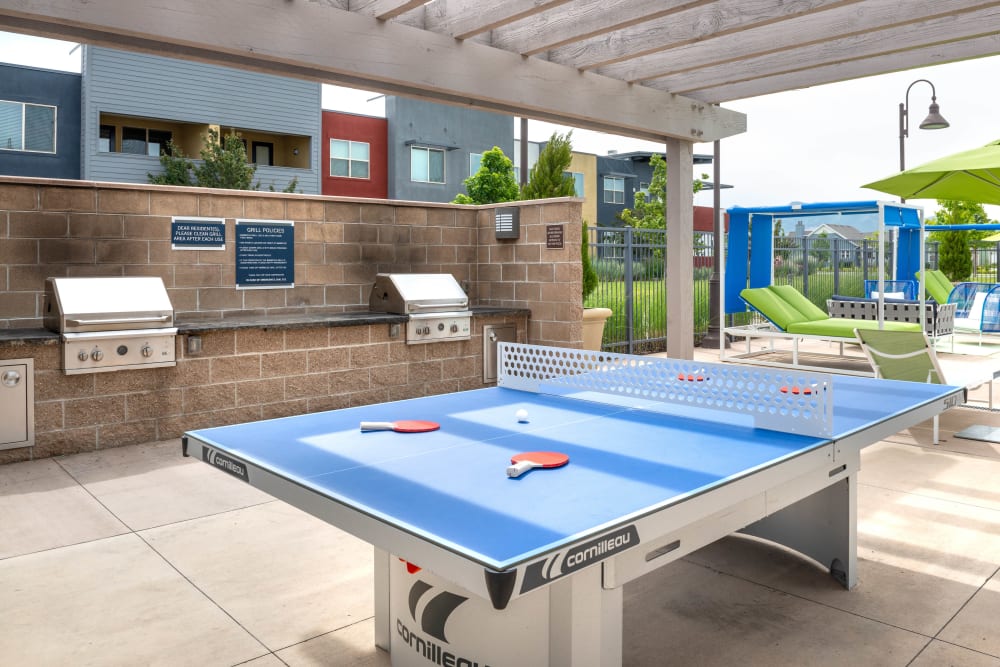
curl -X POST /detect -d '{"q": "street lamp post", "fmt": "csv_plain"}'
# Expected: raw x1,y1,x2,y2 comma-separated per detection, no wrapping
896,79,948,309
898,79,950,192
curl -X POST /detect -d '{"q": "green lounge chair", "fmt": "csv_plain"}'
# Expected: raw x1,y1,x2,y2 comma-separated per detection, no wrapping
916,269,954,305
854,328,948,444
740,285,922,338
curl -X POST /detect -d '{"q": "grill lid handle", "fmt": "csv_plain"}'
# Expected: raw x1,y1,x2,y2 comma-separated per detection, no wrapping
66,315,171,326
408,301,468,311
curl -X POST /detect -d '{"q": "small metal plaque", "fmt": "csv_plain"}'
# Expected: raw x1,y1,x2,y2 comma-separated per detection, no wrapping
546,224,564,249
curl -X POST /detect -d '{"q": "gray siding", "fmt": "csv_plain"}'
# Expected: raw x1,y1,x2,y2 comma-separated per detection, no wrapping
81,46,320,192
386,97,513,203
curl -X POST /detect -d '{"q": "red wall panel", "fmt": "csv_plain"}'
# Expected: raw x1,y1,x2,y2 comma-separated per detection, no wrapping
322,111,388,198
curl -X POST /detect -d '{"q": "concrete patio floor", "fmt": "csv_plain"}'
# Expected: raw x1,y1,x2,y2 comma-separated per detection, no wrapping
2,340,999,666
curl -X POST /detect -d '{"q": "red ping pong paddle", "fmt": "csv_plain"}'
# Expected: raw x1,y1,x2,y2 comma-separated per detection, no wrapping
360,420,440,433
507,451,569,478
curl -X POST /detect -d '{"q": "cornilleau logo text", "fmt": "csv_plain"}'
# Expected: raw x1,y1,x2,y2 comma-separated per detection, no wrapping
565,531,632,567
520,525,639,594
203,448,249,482
397,579,490,666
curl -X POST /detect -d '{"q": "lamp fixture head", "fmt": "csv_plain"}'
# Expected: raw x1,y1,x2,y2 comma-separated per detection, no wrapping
918,99,949,130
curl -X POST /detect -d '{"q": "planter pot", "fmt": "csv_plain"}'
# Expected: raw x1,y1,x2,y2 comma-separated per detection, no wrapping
582,307,613,351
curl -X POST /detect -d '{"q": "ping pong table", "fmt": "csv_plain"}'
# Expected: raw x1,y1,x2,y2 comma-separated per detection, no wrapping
183,343,964,667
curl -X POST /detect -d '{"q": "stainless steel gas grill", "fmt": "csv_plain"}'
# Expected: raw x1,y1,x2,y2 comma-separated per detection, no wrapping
43,277,178,374
368,273,471,344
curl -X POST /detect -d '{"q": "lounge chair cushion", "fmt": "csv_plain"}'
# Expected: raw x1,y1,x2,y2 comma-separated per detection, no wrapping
919,269,953,304
769,284,829,321
788,318,920,336
740,287,809,329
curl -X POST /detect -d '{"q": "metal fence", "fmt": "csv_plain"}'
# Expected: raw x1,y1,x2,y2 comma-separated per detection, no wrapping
586,227,1000,353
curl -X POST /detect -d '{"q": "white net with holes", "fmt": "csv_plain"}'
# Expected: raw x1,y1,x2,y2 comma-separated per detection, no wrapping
497,342,833,437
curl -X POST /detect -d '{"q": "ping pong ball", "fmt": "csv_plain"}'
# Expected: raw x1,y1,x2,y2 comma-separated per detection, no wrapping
516,409,529,422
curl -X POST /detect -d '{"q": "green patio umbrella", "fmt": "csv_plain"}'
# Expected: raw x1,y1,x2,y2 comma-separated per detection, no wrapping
862,139,1000,204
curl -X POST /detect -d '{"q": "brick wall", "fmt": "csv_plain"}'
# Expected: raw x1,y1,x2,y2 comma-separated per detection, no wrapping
0,178,582,344
0,314,524,464
0,177,583,462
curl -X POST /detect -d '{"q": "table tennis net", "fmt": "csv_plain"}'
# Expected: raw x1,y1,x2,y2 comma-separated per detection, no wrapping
497,342,833,437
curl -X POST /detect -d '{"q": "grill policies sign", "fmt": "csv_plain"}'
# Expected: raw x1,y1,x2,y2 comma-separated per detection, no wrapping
235,219,295,289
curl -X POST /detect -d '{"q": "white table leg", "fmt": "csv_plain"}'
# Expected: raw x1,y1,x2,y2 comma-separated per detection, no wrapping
741,472,858,588
373,547,390,651
548,565,623,667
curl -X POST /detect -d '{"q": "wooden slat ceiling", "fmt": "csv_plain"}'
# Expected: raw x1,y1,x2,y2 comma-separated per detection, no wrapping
1,0,998,143
368,0,1000,104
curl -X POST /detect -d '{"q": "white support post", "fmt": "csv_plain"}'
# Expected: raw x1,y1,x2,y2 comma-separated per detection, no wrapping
666,138,695,359
548,565,623,667
373,547,390,651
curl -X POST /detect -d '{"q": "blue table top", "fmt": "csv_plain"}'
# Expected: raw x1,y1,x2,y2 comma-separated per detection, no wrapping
187,375,957,570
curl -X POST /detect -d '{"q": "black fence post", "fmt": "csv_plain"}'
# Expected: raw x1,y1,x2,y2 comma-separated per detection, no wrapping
802,237,810,297
624,227,635,354
832,239,840,296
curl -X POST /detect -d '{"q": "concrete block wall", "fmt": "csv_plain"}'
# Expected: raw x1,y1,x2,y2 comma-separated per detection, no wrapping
0,177,582,462
0,313,524,464
0,178,582,349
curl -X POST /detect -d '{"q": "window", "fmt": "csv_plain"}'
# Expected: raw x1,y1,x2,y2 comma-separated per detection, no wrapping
117,126,174,156
252,141,274,166
121,127,147,155
638,181,650,202
565,171,584,197
148,129,172,157
0,100,56,153
604,176,625,204
469,152,482,177
330,139,370,178
99,125,116,152
411,146,445,184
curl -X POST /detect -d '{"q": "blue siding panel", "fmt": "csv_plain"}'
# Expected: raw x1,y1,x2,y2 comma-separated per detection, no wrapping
0,64,81,180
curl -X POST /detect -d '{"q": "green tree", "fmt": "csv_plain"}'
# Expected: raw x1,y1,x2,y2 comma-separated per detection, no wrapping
148,128,300,191
939,230,973,281
616,153,707,229
928,200,992,282
808,232,830,269
581,220,598,302
453,146,519,204
521,131,576,200
194,128,258,190
148,140,194,186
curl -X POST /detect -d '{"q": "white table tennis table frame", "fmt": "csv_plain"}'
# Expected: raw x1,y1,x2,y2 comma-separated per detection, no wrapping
183,385,956,667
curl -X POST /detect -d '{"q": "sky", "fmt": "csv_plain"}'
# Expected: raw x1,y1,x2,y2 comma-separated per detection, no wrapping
2,30,998,223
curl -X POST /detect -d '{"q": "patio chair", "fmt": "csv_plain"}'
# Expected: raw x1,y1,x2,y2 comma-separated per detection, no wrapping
854,328,948,444
916,269,954,304
917,270,1000,342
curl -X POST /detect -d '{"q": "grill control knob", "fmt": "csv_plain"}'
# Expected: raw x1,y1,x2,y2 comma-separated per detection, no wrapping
450,324,459,333
437,323,445,331
78,350,89,362
91,349,104,361
141,344,153,358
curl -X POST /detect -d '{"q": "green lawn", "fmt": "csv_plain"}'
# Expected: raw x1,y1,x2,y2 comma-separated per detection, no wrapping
586,272,870,349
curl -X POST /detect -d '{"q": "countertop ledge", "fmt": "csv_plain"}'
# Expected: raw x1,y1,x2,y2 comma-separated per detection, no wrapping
1,307,530,343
